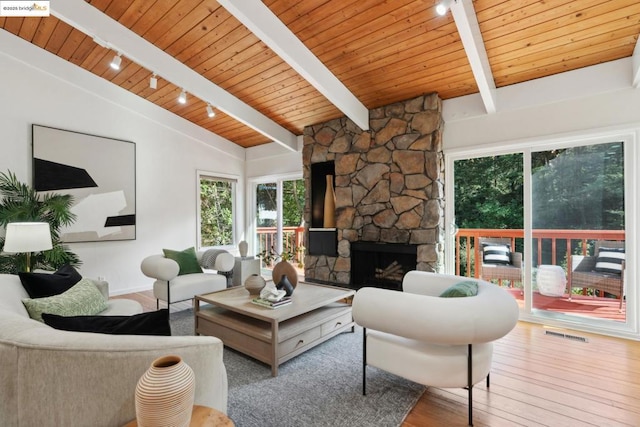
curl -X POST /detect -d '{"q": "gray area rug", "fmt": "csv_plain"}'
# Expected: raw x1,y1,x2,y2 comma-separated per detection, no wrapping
171,309,424,427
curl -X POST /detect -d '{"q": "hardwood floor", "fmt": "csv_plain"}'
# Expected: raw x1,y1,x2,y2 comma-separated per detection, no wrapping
402,322,640,426
116,290,640,426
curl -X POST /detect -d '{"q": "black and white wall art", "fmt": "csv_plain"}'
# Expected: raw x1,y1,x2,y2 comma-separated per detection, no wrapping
32,124,136,242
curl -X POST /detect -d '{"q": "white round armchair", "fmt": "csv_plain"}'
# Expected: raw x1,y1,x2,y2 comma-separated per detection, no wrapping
352,271,519,426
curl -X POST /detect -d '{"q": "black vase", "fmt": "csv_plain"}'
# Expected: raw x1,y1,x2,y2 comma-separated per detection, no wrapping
276,275,295,297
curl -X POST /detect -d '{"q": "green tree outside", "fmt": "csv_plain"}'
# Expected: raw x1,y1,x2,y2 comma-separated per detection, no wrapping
200,178,233,247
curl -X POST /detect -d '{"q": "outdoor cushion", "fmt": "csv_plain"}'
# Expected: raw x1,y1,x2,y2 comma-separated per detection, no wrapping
162,247,203,275
594,247,625,274
482,243,511,265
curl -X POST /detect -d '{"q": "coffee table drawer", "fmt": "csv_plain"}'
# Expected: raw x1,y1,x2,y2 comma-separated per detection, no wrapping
321,312,352,336
280,326,322,356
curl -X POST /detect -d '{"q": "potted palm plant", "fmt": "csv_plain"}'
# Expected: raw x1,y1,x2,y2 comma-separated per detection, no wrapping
0,170,81,273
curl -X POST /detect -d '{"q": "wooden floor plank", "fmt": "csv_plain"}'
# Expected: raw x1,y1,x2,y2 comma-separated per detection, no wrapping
115,290,640,426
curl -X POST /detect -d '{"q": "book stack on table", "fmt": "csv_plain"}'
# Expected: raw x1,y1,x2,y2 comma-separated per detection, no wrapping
251,297,292,309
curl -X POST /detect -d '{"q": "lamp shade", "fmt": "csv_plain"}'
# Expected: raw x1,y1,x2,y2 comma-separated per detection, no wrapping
3,222,53,253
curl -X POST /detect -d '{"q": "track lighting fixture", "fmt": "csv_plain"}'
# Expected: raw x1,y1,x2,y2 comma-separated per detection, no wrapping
206,104,215,118
110,52,122,70
149,73,157,89
178,89,187,104
436,0,454,16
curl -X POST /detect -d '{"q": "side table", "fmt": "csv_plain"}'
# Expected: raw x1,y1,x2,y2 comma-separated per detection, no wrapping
232,257,261,287
537,265,566,297
124,405,233,426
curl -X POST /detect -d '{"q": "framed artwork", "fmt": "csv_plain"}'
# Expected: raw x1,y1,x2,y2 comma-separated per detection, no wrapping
32,124,136,242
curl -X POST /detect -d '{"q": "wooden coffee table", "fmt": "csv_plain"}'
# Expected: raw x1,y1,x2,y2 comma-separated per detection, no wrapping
194,282,355,376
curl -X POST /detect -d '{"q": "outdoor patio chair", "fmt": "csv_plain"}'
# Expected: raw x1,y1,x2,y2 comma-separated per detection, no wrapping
569,240,625,310
478,237,523,287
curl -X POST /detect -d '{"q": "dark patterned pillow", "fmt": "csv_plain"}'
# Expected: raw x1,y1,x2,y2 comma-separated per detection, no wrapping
594,247,625,275
19,264,83,298
482,243,511,265
42,309,171,336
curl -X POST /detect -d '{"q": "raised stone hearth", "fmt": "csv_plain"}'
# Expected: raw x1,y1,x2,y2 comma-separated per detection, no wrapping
303,93,445,287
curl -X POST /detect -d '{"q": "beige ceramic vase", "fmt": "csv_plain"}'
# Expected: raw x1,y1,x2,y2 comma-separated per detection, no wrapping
244,274,266,295
135,355,195,427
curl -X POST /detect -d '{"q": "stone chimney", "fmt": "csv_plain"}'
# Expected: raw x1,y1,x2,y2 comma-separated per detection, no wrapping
302,93,445,286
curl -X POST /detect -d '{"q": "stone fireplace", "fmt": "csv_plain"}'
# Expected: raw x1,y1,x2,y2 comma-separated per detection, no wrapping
302,93,445,288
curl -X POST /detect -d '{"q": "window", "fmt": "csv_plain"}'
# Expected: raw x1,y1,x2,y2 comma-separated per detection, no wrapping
252,176,305,272
198,172,236,248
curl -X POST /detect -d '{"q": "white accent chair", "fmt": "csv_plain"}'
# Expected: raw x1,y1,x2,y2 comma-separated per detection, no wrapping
141,249,235,309
352,271,519,426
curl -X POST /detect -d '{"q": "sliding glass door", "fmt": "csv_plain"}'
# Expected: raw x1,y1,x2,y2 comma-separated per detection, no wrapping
448,133,633,336
530,142,626,323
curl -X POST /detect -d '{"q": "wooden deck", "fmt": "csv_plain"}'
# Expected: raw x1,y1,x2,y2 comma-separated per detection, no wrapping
508,289,626,322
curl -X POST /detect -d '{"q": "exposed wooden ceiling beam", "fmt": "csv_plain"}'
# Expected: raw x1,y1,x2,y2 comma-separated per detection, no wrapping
633,35,640,88
217,0,370,131
450,0,497,114
50,0,298,152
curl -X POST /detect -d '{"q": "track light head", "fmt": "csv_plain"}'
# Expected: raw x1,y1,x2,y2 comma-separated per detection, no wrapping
206,104,215,118
150,73,157,89
110,52,122,70
436,0,453,16
178,89,187,104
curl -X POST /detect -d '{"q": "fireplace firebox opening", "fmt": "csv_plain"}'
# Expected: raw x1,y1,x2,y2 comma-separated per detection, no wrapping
351,242,418,291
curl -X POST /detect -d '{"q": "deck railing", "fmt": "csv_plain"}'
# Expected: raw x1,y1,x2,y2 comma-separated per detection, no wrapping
256,226,305,263
456,228,625,278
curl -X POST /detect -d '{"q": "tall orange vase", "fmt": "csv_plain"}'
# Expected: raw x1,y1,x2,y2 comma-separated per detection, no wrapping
323,174,336,228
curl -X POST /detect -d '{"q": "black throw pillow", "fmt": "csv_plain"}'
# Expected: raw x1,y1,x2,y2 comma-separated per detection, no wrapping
19,264,83,298
42,309,171,336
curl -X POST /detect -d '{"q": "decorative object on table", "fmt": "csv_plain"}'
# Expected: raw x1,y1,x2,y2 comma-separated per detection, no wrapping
272,258,298,288
238,240,248,258
135,354,195,427
251,296,292,309
0,170,80,274
323,174,336,228
260,285,286,302
3,222,53,272
244,274,266,295
276,274,295,297
32,124,136,243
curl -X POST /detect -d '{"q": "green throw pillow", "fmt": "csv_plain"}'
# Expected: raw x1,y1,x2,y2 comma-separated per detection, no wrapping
22,278,108,322
163,247,203,275
439,280,479,298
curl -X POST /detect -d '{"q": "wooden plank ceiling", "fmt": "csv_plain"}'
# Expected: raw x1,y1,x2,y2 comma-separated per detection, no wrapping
1,0,639,148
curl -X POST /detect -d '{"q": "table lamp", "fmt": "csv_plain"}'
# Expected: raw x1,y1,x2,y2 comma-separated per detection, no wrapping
3,222,53,272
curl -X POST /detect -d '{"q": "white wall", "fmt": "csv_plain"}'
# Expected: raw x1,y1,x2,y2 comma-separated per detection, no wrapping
0,33,245,295
442,58,640,150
